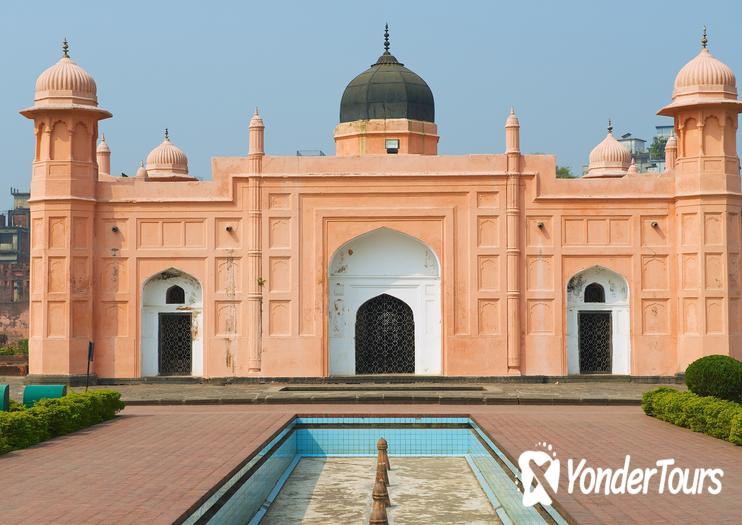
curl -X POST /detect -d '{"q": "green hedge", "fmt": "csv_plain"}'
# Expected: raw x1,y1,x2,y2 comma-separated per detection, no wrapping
684,355,742,403
642,386,742,445
0,390,124,455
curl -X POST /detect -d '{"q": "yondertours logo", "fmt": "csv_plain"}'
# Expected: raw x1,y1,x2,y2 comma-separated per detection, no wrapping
518,441,724,507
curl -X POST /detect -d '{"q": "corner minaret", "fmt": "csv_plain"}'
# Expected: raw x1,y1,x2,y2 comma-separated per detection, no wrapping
246,108,265,372
96,133,111,176
504,108,522,374
20,40,111,380
658,28,742,193
335,25,438,156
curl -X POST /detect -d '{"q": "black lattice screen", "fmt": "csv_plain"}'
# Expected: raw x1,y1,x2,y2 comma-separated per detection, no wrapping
355,294,415,374
158,312,192,376
578,311,612,374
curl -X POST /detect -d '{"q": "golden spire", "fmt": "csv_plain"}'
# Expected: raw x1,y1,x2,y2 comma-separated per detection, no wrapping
701,26,708,49
62,38,70,58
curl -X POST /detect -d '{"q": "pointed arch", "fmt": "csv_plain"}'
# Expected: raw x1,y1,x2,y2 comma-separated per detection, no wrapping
566,265,630,375
141,268,203,377
328,227,441,375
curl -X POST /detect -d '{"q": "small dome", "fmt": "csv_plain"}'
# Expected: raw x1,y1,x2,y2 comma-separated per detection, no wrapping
585,122,630,178
339,26,434,124
96,134,110,153
674,48,736,94
34,40,97,106
135,161,147,178
659,31,742,116
665,135,677,149
145,130,189,176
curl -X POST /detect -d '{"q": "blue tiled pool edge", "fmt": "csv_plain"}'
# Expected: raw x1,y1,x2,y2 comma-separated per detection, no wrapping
179,416,571,525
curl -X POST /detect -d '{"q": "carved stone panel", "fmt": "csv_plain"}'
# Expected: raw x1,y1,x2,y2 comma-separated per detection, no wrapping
478,299,499,335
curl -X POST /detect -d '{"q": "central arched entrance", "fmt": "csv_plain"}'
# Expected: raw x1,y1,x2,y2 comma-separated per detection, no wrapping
355,294,415,374
328,228,441,375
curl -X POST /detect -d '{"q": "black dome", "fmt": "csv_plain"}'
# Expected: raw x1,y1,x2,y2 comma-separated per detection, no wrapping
339,50,435,124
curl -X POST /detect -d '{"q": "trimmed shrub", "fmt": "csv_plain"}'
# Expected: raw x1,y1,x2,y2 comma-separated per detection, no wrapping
0,390,124,455
684,355,742,403
642,387,742,445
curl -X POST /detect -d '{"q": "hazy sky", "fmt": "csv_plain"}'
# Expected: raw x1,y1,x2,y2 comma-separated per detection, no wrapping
1,0,740,201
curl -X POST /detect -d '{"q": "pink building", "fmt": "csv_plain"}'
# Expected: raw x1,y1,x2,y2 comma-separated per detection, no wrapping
22,31,742,382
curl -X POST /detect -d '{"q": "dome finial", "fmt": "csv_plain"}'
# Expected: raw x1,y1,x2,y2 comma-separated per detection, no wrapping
607,119,613,134
384,23,390,54
164,128,169,141
101,132,106,142
701,26,708,49
62,38,70,58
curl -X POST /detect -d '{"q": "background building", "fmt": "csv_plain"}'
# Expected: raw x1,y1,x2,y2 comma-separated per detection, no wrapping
0,188,30,339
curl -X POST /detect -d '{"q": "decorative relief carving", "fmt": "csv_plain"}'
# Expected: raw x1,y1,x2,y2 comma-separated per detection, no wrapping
641,256,669,291
527,300,553,334
527,256,553,291
71,217,89,249
32,218,43,249
269,218,290,249
269,300,290,335
704,253,723,289
48,217,66,249
269,257,290,292
30,301,42,337
681,213,699,246
477,217,498,247
216,258,239,295
70,256,89,294
704,213,723,245
642,300,669,335
706,298,723,334
71,300,89,338
100,259,127,294
681,254,699,291
478,256,499,291
682,298,699,334
216,302,238,335
48,257,66,293
47,302,65,337
31,257,43,294
100,302,127,337
478,299,499,335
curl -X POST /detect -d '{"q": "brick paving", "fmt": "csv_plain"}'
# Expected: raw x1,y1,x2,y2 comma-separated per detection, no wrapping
0,404,738,524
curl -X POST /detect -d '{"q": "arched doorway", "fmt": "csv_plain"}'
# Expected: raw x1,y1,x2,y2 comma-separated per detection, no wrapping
328,228,441,375
355,294,415,374
141,268,203,377
566,266,630,375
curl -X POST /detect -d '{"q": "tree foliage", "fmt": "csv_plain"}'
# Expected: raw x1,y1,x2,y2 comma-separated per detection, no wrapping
556,166,576,179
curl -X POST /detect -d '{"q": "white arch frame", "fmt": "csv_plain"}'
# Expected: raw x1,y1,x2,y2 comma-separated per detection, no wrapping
141,268,204,377
566,266,631,375
328,228,442,375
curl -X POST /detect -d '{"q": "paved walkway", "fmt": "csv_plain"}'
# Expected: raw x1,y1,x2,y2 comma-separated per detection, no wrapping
1,376,685,405
0,404,738,524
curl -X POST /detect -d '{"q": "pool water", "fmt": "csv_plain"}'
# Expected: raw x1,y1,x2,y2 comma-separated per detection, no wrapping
180,417,568,525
